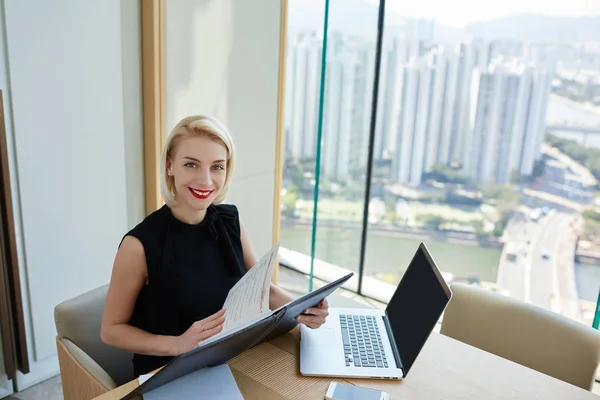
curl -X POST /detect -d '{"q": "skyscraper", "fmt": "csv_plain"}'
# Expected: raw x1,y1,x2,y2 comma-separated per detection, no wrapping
392,63,421,183
348,45,375,179
424,48,449,171
465,62,551,184
521,69,552,176
286,33,322,160
322,49,356,180
374,36,413,161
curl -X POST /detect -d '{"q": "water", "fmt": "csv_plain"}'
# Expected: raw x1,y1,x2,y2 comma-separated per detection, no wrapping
281,227,600,303
575,262,600,302
551,130,600,149
281,226,501,284
546,95,600,148
546,95,600,127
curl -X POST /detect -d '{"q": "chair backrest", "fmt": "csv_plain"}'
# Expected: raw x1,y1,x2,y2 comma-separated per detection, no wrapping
440,283,600,391
54,284,134,386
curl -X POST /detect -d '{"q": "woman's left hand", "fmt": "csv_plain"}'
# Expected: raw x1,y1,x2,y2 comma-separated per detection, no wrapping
296,298,329,329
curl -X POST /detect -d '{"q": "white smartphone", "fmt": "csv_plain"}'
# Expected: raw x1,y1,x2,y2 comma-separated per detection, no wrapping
325,382,389,400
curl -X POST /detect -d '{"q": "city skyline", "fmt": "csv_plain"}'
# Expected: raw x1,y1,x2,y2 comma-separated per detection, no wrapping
284,31,564,186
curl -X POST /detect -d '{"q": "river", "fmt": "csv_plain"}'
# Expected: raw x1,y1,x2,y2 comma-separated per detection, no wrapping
281,226,599,302
281,226,501,283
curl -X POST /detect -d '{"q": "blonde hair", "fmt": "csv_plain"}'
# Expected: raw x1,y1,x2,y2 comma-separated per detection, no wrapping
160,115,235,206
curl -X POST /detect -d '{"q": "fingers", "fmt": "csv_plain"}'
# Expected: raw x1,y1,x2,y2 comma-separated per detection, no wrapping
198,324,224,341
304,297,329,314
296,314,326,328
202,315,225,332
297,298,329,329
202,309,226,323
304,301,329,317
304,306,329,316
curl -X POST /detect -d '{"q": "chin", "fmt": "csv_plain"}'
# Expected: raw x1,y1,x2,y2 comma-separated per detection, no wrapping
184,197,213,211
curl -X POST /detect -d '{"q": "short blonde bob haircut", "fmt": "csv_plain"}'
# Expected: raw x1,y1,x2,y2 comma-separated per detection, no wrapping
160,115,235,206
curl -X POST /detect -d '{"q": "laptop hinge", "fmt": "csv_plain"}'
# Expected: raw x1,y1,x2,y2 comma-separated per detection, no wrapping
382,314,403,374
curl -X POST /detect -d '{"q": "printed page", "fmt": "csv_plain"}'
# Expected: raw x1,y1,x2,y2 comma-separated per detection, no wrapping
198,243,279,347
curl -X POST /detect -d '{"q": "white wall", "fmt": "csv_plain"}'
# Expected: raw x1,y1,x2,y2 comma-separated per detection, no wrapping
121,0,145,229
165,0,282,257
1,0,143,390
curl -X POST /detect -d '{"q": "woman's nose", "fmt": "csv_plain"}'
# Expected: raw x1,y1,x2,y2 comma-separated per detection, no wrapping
196,168,212,186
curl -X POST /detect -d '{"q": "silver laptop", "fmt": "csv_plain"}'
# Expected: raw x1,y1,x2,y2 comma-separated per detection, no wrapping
300,243,452,380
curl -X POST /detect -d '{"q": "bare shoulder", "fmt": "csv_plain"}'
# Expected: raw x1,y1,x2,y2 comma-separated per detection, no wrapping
119,235,145,256
113,235,147,279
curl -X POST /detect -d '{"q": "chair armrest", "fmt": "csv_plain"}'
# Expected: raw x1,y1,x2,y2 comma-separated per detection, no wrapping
56,337,116,400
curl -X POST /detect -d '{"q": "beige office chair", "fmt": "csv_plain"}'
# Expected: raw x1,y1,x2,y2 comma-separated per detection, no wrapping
440,283,600,391
54,284,134,400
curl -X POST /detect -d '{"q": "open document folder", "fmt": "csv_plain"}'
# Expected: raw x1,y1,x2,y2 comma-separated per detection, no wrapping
199,243,281,347
120,243,353,400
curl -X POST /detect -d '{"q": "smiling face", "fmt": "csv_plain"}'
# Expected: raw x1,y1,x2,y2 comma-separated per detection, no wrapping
167,136,228,213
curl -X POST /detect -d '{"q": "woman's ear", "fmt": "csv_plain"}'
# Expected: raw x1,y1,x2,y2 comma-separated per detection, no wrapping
166,157,173,176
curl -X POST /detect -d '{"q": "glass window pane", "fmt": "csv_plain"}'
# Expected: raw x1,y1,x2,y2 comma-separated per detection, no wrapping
280,0,380,291
363,0,600,326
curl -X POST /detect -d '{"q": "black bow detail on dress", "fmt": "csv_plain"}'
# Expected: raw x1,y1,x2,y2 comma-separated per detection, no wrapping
206,204,247,277
205,204,237,240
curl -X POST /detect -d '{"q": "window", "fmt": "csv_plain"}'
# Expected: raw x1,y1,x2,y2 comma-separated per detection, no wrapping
280,0,600,327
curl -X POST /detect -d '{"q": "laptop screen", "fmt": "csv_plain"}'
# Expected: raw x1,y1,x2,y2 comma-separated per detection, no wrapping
385,243,451,375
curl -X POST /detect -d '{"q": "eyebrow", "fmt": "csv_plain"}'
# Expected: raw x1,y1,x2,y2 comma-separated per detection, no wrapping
183,156,226,164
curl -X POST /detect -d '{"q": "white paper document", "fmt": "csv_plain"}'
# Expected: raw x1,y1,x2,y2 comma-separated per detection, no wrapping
138,364,243,400
198,243,279,347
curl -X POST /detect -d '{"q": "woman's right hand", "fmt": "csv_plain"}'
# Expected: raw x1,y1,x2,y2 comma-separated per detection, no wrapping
171,309,226,355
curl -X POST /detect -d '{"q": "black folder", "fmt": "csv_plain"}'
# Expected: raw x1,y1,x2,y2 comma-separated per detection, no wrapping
119,310,283,400
120,272,353,399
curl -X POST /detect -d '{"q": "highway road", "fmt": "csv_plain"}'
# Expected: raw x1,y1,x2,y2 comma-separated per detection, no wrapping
530,212,571,309
498,210,576,311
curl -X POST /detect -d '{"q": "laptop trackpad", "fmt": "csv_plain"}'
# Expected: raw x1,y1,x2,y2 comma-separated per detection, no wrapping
303,327,336,347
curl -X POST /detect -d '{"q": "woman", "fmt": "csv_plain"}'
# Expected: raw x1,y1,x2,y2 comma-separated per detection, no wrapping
100,115,329,376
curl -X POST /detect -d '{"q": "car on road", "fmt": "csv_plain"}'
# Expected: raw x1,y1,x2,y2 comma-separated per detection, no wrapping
540,250,550,260
530,209,541,221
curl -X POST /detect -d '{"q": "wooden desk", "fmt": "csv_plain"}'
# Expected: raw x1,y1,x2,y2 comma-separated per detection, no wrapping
94,329,598,400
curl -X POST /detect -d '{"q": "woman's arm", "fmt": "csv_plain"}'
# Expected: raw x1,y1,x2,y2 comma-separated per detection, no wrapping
239,217,329,328
100,236,224,356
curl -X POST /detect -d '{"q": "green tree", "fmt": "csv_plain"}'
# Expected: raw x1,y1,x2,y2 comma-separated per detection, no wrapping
417,214,447,230
583,209,600,222
384,191,397,213
282,184,299,217
482,184,521,236
423,164,471,185
509,169,522,184
546,133,600,183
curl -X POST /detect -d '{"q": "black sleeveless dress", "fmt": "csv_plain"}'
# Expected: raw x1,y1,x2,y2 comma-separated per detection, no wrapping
121,203,247,376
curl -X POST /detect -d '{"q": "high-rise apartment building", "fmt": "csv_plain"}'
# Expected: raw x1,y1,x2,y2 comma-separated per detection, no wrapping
465,62,551,184
285,33,322,160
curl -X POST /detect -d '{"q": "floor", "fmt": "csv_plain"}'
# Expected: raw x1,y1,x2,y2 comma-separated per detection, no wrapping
4,375,62,400
3,266,600,399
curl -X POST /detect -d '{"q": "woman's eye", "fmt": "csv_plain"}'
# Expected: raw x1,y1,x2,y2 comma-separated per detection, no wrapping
184,163,196,168
212,165,225,171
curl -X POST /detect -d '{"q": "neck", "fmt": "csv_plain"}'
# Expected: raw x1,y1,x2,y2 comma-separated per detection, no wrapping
169,202,208,225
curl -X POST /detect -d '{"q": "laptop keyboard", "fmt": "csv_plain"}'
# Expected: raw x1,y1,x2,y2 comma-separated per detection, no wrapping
339,314,388,368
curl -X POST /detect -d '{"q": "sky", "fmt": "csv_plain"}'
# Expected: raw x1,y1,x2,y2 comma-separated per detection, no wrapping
379,0,600,27
293,0,600,28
